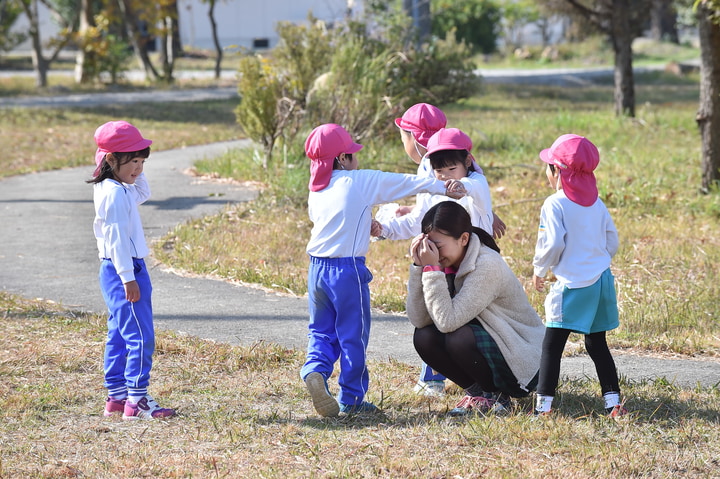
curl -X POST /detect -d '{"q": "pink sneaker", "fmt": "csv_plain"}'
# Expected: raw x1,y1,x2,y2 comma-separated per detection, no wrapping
607,404,629,418
104,397,126,417
123,395,176,420
448,395,494,417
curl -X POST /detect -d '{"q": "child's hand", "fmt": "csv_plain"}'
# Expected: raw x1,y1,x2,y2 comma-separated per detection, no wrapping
533,275,545,292
124,280,140,302
370,219,384,237
492,212,507,239
395,205,413,217
444,180,466,199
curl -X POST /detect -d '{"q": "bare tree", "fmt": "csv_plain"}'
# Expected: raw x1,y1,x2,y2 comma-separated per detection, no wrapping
200,0,222,79
116,0,160,80
544,0,652,117
17,0,72,88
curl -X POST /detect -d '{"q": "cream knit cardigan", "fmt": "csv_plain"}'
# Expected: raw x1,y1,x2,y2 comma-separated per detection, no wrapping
406,234,545,390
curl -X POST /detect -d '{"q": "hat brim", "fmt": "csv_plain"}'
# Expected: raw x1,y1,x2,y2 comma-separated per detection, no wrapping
539,148,554,164
345,142,363,155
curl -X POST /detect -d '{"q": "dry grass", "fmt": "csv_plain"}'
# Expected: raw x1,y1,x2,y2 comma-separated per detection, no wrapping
157,79,720,357
1,292,718,478
0,100,240,178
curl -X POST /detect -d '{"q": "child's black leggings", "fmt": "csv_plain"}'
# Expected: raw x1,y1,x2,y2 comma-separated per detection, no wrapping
537,328,620,397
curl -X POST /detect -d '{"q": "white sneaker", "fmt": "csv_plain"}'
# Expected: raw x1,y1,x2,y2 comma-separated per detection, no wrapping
414,380,446,397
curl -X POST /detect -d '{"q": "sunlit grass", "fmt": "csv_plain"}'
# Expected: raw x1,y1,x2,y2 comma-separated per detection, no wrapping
158,79,720,357
1,292,718,477
0,100,241,178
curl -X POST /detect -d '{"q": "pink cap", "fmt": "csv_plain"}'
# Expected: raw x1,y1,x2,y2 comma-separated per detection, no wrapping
425,128,483,174
394,103,447,148
539,134,600,206
93,121,152,177
305,124,363,192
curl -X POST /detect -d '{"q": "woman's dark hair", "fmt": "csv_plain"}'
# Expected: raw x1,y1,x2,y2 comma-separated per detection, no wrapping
86,147,151,184
428,149,475,172
421,201,500,254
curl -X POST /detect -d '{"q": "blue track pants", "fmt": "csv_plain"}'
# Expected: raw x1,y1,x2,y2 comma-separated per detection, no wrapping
301,256,372,406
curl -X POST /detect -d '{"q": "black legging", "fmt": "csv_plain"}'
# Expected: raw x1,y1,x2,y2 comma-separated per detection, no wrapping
413,323,497,392
537,328,620,396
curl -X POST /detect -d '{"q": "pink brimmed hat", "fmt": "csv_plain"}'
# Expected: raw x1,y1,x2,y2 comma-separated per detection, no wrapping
539,133,600,207
394,103,447,148
305,123,363,192
93,121,152,176
425,128,483,173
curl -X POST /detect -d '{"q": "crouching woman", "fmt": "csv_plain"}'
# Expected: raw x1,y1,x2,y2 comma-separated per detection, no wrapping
406,201,544,416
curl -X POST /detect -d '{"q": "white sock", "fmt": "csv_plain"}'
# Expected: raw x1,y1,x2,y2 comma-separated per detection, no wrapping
603,391,621,409
535,394,553,413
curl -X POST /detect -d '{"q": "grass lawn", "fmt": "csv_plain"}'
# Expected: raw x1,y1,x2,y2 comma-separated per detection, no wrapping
1,39,719,478
1,292,718,478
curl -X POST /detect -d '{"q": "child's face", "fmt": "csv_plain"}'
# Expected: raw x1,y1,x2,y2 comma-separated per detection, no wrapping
546,164,560,190
401,130,424,165
433,160,469,181
112,156,145,184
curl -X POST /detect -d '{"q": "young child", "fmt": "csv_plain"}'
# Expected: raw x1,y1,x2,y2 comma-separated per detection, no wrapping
301,123,465,417
377,126,497,397
532,133,627,418
87,121,175,420
387,103,450,397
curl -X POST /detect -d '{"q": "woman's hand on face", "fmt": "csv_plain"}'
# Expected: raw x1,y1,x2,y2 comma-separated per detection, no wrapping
411,234,440,267
410,234,425,265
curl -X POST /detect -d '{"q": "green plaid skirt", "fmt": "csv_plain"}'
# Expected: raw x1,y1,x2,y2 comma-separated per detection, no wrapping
470,321,538,398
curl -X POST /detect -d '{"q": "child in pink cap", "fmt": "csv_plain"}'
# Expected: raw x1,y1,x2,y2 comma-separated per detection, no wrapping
301,123,466,417
532,134,627,418
87,121,175,420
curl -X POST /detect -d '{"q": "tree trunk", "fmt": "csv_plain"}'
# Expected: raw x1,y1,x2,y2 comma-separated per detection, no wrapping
208,0,222,79
75,0,95,84
650,0,678,43
403,0,431,46
158,0,177,82
117,0,159,81
696,5,720,193
20,0,48,87
611,0,635,117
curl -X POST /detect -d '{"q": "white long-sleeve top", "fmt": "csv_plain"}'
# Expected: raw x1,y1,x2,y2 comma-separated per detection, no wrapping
379,170,494,240
533,190,619,289
93,173,151,283
406,234,545,390
307,169,449,258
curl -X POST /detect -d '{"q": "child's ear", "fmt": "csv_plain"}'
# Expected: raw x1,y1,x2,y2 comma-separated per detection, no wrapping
460,231,470,247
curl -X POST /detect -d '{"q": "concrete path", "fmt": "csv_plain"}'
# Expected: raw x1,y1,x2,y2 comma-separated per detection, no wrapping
0,72,717,389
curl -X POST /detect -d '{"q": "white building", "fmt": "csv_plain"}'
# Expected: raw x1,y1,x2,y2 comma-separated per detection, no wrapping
178,0,361,51
10,0,361,53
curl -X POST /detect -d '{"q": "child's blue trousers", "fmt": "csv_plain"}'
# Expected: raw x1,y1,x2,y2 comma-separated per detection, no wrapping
301,256,372,406
99,258,154,394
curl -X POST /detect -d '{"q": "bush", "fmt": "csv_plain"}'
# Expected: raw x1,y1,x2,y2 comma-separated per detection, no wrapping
235,11,480,174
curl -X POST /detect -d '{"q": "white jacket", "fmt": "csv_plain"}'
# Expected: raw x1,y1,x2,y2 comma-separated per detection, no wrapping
93,173,151,283
406,234,544,389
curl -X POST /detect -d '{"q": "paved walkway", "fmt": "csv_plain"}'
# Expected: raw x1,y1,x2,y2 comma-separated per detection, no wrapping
0,74,717,389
